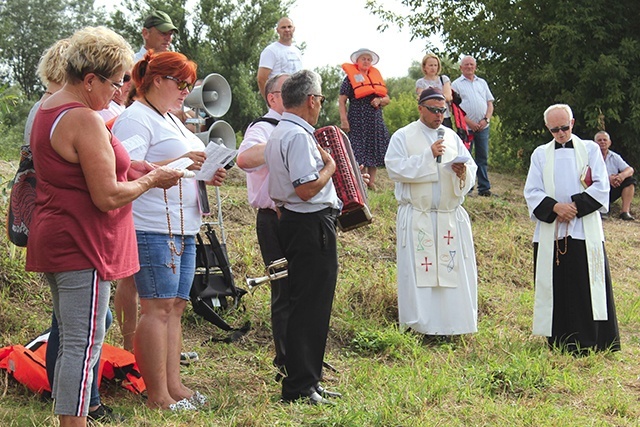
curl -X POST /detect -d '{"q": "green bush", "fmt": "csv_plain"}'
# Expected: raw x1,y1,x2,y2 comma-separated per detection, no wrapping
0,86,33,161
383,91,420,135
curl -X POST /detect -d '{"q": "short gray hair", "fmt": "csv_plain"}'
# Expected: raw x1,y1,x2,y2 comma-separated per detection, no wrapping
594,130,610,140
281,70,322,109
265,73,289,107
543,104,573,125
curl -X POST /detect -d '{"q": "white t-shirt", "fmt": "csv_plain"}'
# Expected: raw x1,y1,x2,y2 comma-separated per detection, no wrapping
258,41,302,79
134,46,147,63
112,101,205,235
97,100,125,122
24,101,41,145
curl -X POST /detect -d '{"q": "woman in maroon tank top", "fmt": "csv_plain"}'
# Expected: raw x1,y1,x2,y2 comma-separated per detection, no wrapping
25,26,182,427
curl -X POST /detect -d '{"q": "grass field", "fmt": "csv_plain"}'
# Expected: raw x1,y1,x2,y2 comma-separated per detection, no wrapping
1,162,640,427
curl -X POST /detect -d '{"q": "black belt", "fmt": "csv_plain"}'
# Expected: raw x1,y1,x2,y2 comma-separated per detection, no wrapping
319,207,341,217
280,206,340,217
257,208,277,215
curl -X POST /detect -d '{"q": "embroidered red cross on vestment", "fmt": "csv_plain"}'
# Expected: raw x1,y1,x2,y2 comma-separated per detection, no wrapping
421,257,432,272
443,230,454,245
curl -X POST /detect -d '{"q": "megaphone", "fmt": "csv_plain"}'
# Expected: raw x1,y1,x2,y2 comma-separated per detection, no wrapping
196,120,237,169
196,120,236,149
185,73,232,118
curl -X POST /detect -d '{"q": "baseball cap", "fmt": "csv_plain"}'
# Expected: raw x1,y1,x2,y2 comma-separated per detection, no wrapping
418,87,446,104
143,10,178,33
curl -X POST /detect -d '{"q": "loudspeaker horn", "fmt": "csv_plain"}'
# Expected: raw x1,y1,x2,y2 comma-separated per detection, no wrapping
196,120,236,149
185,73,232,118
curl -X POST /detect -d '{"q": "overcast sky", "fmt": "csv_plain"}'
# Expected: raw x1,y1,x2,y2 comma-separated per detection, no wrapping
288,0,429,78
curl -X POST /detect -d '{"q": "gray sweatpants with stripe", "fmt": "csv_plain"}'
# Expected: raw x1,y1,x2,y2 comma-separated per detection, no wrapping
45,269,110,417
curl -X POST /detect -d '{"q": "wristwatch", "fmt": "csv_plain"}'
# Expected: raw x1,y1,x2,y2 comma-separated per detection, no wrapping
482,117,490,123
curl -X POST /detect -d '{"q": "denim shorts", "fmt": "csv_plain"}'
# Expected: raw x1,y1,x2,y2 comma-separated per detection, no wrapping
134,231,196,300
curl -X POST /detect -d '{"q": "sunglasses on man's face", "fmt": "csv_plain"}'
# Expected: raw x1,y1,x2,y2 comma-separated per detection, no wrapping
549,125,571,133
308,94,326,105
421,105,447,115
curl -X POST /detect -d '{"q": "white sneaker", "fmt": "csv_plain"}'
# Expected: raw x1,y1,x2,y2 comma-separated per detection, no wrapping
180,351,199,366
169,398,197,412
189,390,207,408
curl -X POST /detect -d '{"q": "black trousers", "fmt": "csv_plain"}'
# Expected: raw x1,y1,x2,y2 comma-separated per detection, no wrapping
609,176,636,204
278,207,339,399
256,208,289,368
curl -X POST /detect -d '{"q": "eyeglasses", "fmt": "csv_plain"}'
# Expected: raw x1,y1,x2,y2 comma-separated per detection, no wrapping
123,74,131,83
164,76,194,91
549,125,571,133
421,105,447,115
96,73,124,90
308,94,326,105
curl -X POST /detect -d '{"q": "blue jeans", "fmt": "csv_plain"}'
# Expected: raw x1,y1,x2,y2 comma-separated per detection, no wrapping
134,231,196,300
471,126,491,193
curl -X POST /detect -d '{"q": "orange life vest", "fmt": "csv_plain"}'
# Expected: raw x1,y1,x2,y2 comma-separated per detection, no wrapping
0,341,146,396
342,63,388,99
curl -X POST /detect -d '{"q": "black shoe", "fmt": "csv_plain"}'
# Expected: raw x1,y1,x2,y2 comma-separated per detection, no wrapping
88,404,125,423
478,190,492,197
282,387,336,405
315,384,342,398
620,212,635,221
274,364,286,383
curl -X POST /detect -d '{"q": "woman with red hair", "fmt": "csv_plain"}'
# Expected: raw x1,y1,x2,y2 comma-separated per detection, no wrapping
112,51,226,411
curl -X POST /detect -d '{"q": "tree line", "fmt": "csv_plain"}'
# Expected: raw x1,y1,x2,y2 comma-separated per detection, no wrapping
1,0,637,172
369,0,640,170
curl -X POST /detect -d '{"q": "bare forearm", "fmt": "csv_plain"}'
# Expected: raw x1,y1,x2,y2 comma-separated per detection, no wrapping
236,144,266,170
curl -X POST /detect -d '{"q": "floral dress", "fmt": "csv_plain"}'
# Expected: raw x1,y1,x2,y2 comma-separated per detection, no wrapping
340,76,390,167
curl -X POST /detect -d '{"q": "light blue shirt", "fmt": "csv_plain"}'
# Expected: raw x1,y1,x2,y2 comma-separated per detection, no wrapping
264,112,341,213
451,75,494,122
603,149,631,176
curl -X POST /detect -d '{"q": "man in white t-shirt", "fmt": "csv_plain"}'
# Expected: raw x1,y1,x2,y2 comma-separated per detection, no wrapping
257,17,302,98
133,10,178,62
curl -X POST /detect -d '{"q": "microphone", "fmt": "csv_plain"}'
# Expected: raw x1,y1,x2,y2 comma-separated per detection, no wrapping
436,128,445,163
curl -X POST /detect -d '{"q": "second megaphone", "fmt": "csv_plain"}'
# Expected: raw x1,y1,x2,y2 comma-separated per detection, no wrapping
196,120,237,169
185,73,232,118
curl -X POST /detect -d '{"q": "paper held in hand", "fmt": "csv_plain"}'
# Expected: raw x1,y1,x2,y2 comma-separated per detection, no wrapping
194,142,237,181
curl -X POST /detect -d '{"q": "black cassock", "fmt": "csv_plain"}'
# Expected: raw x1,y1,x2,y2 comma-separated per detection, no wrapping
534,236,620,355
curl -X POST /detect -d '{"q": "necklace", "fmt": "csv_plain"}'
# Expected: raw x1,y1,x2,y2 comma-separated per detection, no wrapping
164,181,185,274
144,96,165,116
144,96,186,274
144,96,186,137
555,221,568,266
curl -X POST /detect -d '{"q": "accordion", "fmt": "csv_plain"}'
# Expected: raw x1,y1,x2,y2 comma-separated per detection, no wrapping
314,125,372,232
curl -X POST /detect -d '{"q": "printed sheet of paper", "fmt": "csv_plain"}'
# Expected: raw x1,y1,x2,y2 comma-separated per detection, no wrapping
443,153,472,171
194,143,237,181
166,158,194,170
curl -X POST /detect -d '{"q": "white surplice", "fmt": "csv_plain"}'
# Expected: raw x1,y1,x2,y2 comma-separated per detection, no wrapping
385,121,478,335
523,135,610,337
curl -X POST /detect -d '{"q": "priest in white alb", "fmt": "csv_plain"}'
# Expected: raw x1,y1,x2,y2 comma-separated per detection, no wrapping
523,103,620,355
385,87,478,341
